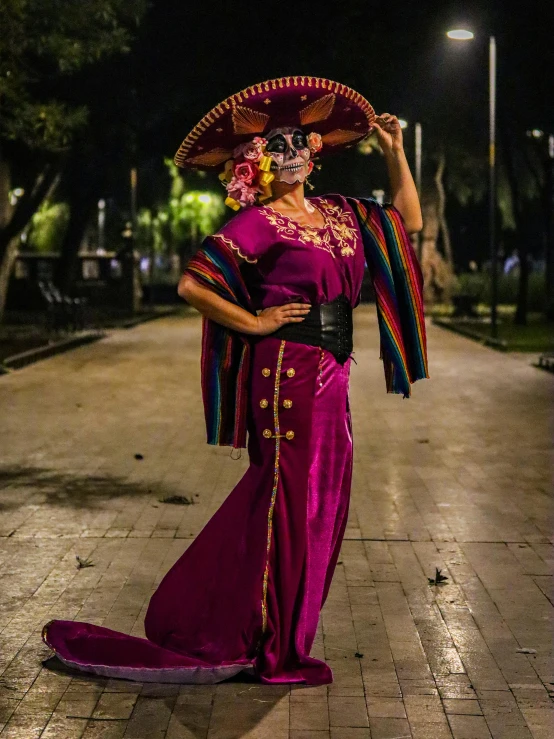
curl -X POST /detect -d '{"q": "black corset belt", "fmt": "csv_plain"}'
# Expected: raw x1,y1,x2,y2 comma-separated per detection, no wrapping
270,295,353,364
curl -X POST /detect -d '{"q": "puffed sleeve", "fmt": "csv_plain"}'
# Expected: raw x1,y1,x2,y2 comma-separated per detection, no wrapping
210,207,272,264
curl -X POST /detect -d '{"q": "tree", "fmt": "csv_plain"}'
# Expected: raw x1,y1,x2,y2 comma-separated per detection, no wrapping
0,0,146,319
26,201,70,253
138,160,225,278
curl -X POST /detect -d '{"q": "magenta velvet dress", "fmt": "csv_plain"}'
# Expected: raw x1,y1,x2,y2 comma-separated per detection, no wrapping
43,194,366,685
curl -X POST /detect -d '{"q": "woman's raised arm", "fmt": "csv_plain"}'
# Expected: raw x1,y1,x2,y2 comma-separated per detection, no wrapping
372,114,423,234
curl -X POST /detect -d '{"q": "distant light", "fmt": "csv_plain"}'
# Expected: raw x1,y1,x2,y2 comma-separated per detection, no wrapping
447,29,474,40
526,129,544,139
98,199,106,209
184,194,194,203
398,119,408,129
13,187,24,197
198,194,212,204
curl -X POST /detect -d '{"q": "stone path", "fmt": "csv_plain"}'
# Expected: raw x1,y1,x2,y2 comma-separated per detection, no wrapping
0,307,552,738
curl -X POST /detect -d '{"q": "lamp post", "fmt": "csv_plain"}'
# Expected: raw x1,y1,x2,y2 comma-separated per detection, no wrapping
447,29,498,338
97,199,106,253
548,133,554,320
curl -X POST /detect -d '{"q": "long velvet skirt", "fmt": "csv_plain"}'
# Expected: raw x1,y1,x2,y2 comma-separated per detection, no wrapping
43,338,353,685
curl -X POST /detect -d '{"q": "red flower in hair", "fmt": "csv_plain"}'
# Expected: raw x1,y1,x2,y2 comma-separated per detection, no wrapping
307,132,323,154
234,161,257,184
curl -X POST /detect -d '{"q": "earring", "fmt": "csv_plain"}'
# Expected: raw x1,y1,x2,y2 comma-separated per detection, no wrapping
305,178,315,191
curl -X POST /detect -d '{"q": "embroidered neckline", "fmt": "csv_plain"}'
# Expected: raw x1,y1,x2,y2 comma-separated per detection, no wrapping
261,200,328,231
258,197,358,258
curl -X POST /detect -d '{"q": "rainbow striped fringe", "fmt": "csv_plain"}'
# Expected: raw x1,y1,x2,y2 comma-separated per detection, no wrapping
184,236,255,448
349,197,429,397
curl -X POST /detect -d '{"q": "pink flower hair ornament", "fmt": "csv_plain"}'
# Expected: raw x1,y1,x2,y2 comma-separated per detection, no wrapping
219,133,323,211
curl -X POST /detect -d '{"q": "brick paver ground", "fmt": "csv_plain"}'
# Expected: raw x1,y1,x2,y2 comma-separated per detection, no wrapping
0,307,552,739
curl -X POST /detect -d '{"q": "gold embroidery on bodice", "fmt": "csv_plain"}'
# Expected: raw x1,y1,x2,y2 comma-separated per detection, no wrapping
259,199,358,258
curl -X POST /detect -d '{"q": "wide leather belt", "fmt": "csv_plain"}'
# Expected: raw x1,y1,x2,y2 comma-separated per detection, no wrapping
271,295,353,364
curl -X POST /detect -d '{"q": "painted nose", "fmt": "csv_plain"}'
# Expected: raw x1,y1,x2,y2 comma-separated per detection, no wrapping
289,147,297,158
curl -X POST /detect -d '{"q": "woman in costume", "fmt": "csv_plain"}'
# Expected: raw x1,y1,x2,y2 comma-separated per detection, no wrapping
43,77,428,686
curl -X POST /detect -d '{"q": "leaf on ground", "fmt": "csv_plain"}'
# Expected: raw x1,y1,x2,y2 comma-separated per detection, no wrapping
159,495,195,505
134,453,144,460
76,556,94,569
417,438,430,443
428,568,448,585
355,652,364,658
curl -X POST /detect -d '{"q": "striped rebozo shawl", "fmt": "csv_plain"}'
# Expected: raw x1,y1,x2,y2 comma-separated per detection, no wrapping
184,198,429,448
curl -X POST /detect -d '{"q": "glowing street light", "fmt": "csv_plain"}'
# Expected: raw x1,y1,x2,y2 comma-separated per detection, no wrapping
447,29,474,40
447,27,499,339
398,119,408,130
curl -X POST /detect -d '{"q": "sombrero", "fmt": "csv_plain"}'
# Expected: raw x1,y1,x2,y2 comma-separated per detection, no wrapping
174,76,376,170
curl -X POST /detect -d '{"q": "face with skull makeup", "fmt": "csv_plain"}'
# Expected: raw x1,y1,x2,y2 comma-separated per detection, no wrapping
265,127,311,185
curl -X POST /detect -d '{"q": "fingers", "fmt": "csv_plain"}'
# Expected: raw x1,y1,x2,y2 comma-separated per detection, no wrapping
376,113,399,129
284,302,311,310
279,303,311,317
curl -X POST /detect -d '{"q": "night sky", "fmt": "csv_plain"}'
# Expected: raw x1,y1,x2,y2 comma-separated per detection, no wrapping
132,0,553,152
92,0,553,242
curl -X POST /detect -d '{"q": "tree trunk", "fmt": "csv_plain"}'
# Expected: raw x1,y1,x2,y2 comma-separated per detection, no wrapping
0,162,60,254
420,192,455,304
0,156,61,323
0,237,19,322
56,148,102,291
56,194,97,291
434,151,454,267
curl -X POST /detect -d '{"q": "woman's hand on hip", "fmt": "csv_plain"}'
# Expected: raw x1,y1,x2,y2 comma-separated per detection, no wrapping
255,303,311,336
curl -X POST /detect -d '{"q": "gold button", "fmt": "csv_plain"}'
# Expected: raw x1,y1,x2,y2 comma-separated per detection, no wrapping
285,430,295,440
259,399,269,409
286,368,295,378
262,368,271,377
283,399,293,409
262,429,272,438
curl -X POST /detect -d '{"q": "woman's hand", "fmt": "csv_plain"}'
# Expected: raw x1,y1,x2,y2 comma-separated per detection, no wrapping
372,113,404,155
255,303,311,336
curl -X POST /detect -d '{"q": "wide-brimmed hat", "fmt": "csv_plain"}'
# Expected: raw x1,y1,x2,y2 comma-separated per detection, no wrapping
174,76,376,170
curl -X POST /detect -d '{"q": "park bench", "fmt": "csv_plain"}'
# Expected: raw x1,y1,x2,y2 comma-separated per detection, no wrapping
38,281,87,333
452,293,479,318
538,352,554,373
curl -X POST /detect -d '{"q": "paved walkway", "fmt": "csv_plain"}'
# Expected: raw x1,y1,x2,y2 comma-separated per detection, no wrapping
0,307,552,739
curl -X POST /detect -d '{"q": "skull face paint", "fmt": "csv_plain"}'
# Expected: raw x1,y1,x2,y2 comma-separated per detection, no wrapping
265,127,311,185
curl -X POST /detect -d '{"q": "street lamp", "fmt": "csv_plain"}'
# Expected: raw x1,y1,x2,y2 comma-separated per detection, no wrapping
447,28,498,338
98,199,106,253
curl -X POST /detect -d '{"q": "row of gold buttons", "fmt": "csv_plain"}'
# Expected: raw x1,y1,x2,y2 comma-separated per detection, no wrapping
260,398,292,409
261,364,295,442
262,367,296,378
262,429,295,440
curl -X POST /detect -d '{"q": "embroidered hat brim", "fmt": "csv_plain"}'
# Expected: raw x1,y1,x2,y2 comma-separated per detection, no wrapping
174,76,376,170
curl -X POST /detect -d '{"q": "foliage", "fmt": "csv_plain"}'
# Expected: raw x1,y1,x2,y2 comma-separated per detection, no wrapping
449,313,554,353
455,271,546,312
137,160,225,256
0,0,147,151
25,200,70,253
